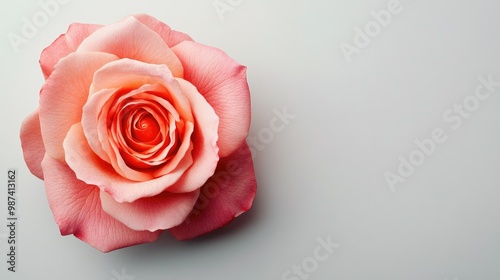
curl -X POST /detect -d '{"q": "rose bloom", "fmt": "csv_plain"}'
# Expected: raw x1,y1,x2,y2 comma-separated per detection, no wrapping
20,14,256,252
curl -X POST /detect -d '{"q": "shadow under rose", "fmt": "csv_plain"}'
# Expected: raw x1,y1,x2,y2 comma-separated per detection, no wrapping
108,194,262,263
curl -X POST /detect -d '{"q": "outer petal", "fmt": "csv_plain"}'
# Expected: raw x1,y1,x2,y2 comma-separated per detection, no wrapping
64,123,192,203
169,143,257,240
41,154,162,252
172,41,251,157
39,52,118,162
77,16,183,77
132,14,193,48
20,110,45,179
100,190,199,232
40,23,102,79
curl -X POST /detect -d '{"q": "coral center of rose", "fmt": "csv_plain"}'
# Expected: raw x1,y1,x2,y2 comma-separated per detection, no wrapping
132,113,160,142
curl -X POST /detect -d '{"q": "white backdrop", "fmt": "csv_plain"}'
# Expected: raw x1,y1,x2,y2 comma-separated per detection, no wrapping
1,0,500,279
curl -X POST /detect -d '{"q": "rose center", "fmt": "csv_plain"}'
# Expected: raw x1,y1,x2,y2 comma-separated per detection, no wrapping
131,110,160,142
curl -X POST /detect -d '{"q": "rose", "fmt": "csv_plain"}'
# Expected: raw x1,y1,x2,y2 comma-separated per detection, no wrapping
20,14,256,252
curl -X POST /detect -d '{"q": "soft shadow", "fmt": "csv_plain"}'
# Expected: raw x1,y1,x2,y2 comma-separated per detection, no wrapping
109,191,263,262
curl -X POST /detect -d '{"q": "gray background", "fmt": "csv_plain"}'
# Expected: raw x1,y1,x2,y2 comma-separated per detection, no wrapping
1,0,500,279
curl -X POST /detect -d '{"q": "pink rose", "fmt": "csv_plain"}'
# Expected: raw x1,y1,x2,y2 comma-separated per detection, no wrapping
20,14,256,252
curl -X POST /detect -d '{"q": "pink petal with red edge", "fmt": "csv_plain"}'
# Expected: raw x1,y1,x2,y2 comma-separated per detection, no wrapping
77,17,183,77
20,110,45,179
167,78,220,193
100,189,199,232
64,123,193,203
39,52,118,163
40,23,102,79
132,14,193,48
41,154,162,252
172,41,251,157
169,143,257,240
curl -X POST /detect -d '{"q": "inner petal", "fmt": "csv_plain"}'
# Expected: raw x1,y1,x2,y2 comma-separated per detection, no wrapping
88,80,196,182
110,89,190,174
119,99,171,157
132,110,160,143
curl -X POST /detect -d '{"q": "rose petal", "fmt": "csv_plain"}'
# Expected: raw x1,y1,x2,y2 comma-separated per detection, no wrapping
39,52,118,163
116,93,179,164
132,14,193,48
100,189,199,232
41,154,162,252
83,85,178,167
64,123,192,203
40,23,102,79
169,143,257,240
172,41,251,157
80,88,117,164
151,121,194,178
91,86,190,181
89,59,192,120
82,61,198,181
167,78,220,193
77,16,183,77
20,110,45,179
